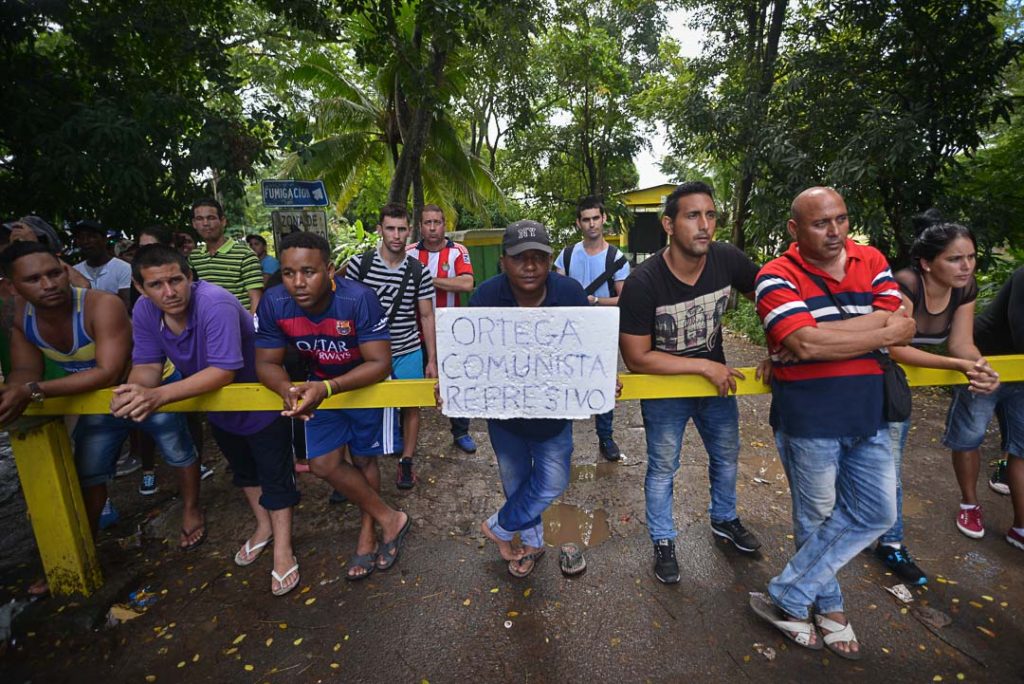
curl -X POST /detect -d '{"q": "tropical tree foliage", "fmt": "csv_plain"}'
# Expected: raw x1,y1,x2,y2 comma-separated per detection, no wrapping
0,0,269,233
654,0,1022,264
2,0,1024,257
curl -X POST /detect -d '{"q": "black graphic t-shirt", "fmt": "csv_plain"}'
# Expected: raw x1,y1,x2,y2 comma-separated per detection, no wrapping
618,243,759,363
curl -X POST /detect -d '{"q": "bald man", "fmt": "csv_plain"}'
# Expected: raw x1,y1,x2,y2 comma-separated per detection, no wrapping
749,187,915,659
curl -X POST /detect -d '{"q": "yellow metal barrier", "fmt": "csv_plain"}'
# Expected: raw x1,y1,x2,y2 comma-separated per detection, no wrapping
8,420,103,596
21,355,1024,413
8,354,1024,596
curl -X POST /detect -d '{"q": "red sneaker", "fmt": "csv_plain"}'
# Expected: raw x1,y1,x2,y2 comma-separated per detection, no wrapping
1007,528,1024,551
956,506,984,539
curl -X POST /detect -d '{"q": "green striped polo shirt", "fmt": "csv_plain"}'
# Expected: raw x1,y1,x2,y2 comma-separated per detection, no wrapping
189,240,263,309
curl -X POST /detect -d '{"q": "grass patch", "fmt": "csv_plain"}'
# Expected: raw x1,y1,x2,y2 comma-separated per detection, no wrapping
723,297,766,346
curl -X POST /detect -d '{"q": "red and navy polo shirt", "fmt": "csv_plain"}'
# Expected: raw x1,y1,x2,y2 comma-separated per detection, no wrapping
755,239,902,438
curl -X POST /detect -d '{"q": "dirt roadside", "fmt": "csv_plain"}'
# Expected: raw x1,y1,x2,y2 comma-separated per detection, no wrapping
1,332,1021,683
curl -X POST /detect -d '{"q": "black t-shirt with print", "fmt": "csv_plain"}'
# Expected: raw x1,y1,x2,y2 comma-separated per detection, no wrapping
618,242,759,363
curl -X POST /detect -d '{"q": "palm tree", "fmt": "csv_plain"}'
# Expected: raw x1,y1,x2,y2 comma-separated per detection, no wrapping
278,50,503,227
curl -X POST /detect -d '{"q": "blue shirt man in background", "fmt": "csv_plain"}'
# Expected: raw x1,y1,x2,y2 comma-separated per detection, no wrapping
555,196,629,462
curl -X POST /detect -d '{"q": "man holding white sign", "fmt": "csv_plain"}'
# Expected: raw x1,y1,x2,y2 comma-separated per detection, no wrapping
619,181,763,585
438,220,605,578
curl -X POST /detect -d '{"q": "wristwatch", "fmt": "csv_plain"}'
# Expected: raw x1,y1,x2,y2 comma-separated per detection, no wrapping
26,382,45,403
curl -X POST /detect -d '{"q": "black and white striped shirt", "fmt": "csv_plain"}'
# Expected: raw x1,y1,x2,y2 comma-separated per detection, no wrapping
344,249,434,356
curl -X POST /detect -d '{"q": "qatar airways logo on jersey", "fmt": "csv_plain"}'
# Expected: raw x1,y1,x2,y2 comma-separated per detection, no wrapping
295,339,350,353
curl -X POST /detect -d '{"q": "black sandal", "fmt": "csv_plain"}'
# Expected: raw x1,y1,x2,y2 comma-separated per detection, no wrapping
559,543,586,576
508,549,546,578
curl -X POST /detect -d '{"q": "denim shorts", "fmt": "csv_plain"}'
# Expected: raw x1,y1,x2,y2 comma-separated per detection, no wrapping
304,407,402,459
943,382,1024,458
73,412,196,488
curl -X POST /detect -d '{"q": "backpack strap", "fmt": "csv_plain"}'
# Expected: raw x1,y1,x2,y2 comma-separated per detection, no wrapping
356,248,376,282
584,245,628,297
560,244,573,277
386,256,423,328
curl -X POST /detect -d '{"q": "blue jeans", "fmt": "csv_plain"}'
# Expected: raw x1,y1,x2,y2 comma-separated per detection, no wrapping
641,396,740,542
879,420,911,545
485,420,573,548
73,412,196,488
595,409,613,440
769,427,897,619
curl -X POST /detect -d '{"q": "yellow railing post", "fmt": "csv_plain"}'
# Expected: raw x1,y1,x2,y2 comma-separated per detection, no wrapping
8,418,102,596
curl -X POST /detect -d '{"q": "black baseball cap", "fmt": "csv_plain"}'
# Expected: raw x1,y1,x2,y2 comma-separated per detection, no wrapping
502,220,552,256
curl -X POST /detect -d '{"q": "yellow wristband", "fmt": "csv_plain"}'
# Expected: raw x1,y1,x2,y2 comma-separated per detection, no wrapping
322,380,334,398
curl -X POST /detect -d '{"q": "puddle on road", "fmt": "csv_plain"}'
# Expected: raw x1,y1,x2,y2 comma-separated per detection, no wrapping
570,462,619,483
542,503,610,548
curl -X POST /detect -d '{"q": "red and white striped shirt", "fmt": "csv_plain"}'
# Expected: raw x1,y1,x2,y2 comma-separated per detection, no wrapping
407,239,474,308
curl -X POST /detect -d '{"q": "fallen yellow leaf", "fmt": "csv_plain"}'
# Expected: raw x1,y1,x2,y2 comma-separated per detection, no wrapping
265,638,273,647
293,638,303,646
232,634,247,645
244,664,254,672
305,597,316,606
524,588,532,597
463,599,471,606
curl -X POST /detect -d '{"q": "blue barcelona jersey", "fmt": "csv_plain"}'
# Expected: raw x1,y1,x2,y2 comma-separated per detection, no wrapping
255,277,390,380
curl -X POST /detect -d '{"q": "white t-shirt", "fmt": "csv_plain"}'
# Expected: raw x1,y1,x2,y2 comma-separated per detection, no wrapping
74,257,132,294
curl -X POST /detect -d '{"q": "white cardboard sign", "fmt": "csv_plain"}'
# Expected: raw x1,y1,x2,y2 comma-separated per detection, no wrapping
436,307,619,419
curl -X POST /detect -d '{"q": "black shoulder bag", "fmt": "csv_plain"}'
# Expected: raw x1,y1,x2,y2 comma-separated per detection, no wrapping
784,254,912,422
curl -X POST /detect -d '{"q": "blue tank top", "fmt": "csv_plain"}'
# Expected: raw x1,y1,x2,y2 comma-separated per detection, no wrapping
22,287,98,374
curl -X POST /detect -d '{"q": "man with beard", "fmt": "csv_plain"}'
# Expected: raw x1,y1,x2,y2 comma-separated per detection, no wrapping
346,204,437,490
619,181,763,586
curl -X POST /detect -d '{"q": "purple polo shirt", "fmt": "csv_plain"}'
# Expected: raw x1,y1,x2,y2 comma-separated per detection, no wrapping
132,281,277,435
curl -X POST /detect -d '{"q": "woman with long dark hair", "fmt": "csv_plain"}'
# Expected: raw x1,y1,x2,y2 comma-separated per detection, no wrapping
877,216,999,584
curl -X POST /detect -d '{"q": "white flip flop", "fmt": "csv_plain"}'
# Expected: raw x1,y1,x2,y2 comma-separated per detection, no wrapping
749,592,822,650
271,559,299,597
814,613,862,660
234,536,273,567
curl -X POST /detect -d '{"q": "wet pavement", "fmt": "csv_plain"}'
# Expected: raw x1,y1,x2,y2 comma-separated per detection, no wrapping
1,333,1022,682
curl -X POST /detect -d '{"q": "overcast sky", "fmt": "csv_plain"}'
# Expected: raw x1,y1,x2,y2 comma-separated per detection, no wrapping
634,7,704,188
